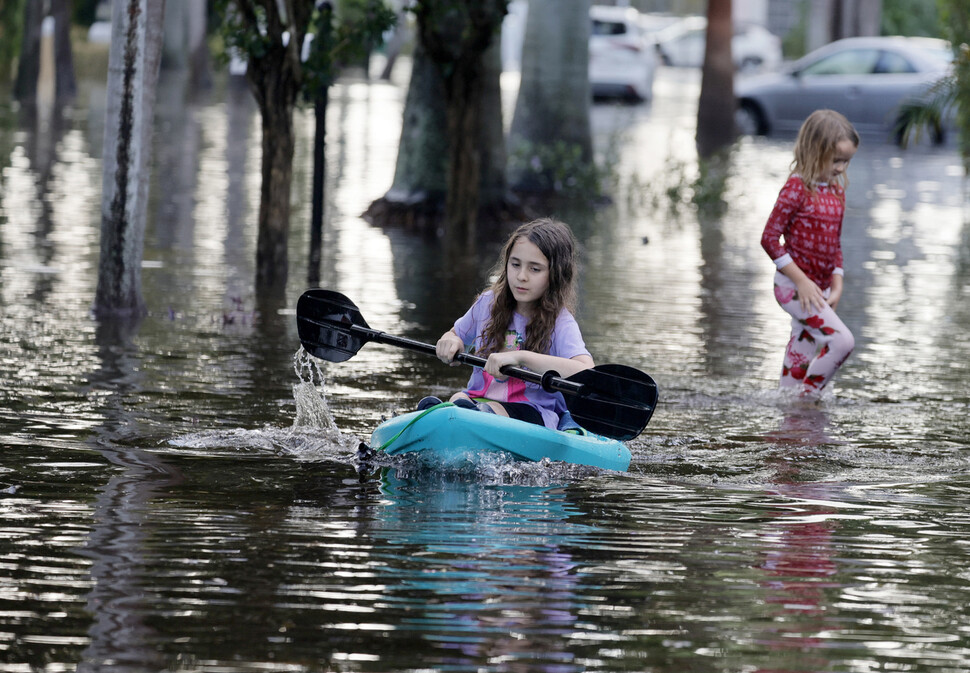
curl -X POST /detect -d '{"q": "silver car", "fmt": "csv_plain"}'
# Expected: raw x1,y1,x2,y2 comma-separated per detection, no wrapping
735,36,953,142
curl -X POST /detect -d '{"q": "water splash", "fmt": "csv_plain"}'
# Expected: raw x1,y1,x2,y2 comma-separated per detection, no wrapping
291,347,338,432
166,350,361,462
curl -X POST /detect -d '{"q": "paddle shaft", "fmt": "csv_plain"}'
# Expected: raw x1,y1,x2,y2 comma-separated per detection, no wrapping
344,322,585,397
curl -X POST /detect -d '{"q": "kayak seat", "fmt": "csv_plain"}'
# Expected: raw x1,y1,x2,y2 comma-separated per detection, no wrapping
417,395,443,411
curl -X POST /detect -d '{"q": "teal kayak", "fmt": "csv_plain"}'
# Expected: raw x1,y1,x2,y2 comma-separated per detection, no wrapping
370,403,632,471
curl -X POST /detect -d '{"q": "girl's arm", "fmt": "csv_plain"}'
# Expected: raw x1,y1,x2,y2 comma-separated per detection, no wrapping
483,350,594,380
778,261,828,313
827,273,844,310
761,177,803,260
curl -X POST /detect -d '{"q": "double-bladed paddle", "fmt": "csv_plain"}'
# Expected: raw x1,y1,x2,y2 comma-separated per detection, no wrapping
296,289,658,441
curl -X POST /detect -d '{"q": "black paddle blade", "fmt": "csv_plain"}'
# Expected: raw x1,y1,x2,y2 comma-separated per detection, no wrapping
569,364,658,411
296,289,372,362
565,364,658,441
567,396,651,442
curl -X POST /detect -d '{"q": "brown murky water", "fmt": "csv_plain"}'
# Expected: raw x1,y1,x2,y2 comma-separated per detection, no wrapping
1,64,969,671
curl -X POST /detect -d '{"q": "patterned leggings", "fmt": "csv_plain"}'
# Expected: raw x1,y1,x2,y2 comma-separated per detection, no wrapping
773,273,854,393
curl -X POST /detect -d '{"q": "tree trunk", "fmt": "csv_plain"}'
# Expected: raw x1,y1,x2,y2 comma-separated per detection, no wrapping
163,1,211,90
308,91,327,286
254,87,296,290
363,40,449,232
14,0,44,103
163,0,187,69
442,40,510,243
508,0,592,192
696,0,735,159
477,40,508,211
809,0,883,49
365,8,514,238
94,0,166,318
231,0,311,293
308,2,334,286
51,0,77,103
393,42,448,192
834,0,883,39
186,0,211,90
444,52,485,241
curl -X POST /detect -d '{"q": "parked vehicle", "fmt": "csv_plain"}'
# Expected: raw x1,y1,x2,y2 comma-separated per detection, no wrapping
589,5,658,101
654,15,782,72
735,36,954,141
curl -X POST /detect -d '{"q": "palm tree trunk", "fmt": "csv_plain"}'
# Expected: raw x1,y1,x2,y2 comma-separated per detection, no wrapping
367,2,513,239
444,54,484,241
508,0,592,192
254,87,295,290
52,0,77,103
13,0,43,103
95,0,166,317
696,0,736,159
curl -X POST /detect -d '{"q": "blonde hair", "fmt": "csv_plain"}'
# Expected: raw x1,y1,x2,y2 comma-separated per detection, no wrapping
791,109,860,193
478,218,578,356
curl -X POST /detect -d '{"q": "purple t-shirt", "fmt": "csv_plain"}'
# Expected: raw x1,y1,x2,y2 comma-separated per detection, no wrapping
453,290,590,429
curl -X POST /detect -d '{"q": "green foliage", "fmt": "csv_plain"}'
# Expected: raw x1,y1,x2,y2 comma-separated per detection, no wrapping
894,72,953,146
334,0,397,56
0,0,24,81
211,0,270,63
882,0,943,37
213,0,394,98
894,1,970,169
634,147,736,219
781,1,808,60
72,0,100,27
941,0,970,167
508,140,606,199
691,152,732,218
309,0,396,92
783,0,945,61
941,1,970,153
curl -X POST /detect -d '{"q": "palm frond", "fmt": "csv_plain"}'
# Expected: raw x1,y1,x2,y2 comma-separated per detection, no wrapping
894,73,957,147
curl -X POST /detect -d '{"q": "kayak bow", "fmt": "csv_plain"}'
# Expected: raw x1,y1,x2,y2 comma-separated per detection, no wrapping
370,403,633,471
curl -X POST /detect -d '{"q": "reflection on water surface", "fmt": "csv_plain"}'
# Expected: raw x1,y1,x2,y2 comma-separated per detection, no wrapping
1,66,969,671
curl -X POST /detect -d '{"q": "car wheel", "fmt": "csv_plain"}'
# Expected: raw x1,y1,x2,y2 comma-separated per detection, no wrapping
735,101,767,136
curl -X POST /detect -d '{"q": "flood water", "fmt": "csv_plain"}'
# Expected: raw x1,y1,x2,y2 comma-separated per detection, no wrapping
2,61,970,672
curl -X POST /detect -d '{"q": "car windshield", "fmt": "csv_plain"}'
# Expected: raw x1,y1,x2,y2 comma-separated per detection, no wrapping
874,50,917,74
801,48,880,75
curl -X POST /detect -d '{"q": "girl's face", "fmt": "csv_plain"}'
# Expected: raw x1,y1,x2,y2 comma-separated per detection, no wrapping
825,138,857,182
506,237,550,316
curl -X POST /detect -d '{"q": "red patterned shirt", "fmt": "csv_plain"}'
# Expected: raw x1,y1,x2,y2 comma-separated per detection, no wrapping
761,175,845,290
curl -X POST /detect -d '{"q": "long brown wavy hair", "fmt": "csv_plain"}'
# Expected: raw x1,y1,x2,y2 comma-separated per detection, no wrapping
477,218,578,356
791,109,859,197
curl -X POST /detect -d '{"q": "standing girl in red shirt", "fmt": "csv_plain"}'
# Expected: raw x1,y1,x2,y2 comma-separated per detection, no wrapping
761,109,859,396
